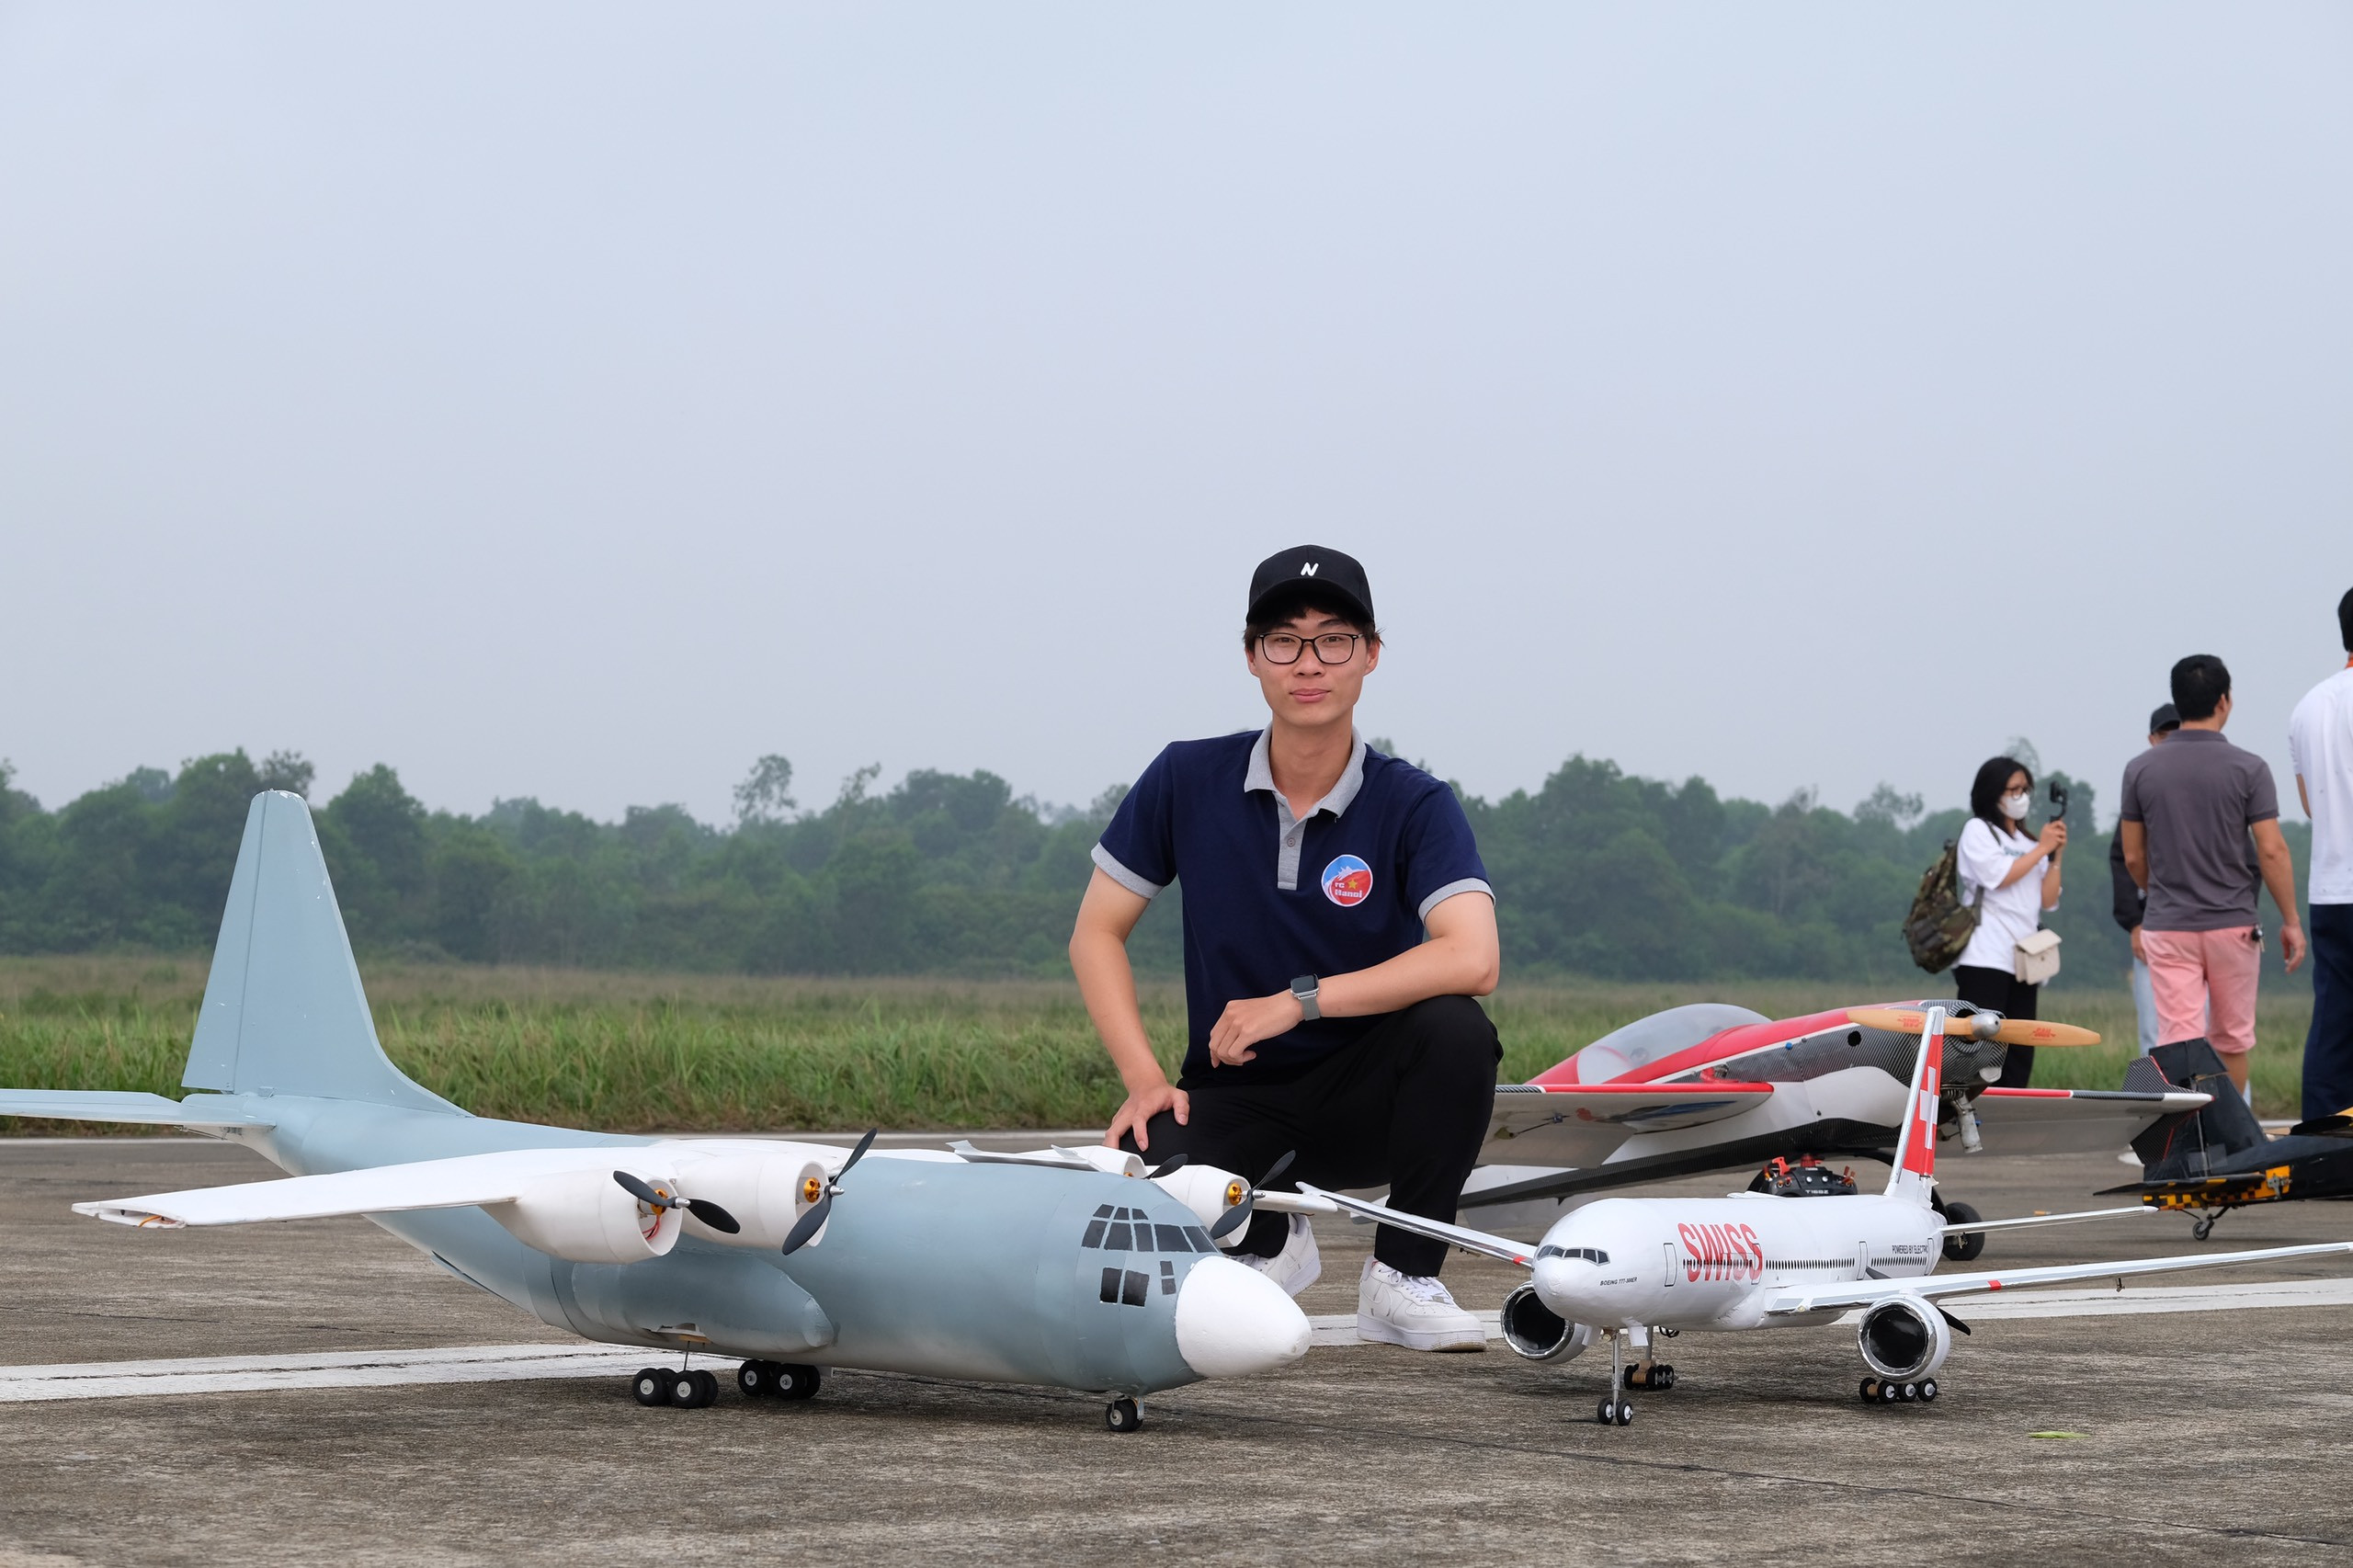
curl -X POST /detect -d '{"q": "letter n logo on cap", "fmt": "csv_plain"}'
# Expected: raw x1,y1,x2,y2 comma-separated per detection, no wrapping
1299,562,1319,576
1321,854,1372,906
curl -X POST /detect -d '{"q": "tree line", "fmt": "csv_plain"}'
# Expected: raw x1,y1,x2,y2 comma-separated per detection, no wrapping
0,746,2310,989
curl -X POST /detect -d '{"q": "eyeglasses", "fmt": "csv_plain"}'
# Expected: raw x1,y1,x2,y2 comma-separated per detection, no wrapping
1256,632,1363,665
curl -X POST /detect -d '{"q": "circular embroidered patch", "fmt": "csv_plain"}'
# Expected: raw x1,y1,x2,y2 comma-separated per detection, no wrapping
1321,854,1373,907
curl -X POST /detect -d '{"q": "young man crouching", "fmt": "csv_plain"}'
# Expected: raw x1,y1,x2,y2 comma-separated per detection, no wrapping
1070,546,1502,1351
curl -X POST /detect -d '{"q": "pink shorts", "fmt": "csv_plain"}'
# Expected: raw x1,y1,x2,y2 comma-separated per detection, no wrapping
2142,926,2261,1055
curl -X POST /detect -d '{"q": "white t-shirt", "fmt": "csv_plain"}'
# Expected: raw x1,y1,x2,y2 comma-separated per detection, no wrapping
2289,665,2353,905
1955,815,2049,972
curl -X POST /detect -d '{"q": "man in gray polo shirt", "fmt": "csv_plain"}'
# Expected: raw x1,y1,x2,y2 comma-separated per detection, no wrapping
2120,653,2308,1100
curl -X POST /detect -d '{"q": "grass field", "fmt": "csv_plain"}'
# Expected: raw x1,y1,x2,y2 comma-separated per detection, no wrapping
0,955,2317,1133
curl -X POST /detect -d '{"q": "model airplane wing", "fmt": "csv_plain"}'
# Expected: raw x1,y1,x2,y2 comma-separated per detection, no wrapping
0,1090,275,1130
1477,1081,1774,1167
1964,1086,2209,1155
73,1145,637,1227
1765,1240,2353,1314
1290,1184,1534,1266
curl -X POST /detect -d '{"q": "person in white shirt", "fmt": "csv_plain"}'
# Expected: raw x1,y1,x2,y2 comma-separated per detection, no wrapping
1953,755,2066,1087
2290,587,2353,1121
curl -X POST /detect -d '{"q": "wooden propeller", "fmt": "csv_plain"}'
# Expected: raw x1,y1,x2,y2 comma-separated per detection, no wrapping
1847,1007,2101,1048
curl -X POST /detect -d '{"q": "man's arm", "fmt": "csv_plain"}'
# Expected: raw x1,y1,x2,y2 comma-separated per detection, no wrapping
1203,892,1499,1069
1070,869,1186,1151
2120,820,2148,892
2301,776,2313,818
2251,818,2307,973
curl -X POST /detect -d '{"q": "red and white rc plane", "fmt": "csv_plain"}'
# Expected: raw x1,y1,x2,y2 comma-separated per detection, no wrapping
1462,1000,2206,1257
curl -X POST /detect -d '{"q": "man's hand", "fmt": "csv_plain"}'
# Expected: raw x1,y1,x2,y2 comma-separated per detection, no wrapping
1105,1080,1189,1153
2283,920,2308,974
2130,925,2145,963
1207,990,1306,1068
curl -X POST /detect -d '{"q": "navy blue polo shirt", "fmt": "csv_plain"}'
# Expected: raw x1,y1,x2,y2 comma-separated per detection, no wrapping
1092,730,1492,1084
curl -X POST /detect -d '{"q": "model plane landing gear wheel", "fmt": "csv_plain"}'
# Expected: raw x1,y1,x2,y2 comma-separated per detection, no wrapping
1104,1397,1142,1433
736,1359,778,1398
1918,1379,1939,1403
1628,1363,1677,1390
1940,1200,1985,1263
1859,1377,1878,1403
668,1368,719,1408
632,1367,671,1406
774,1363,822,1401
1595,1399,1633,1426
2192,1215,2218,1241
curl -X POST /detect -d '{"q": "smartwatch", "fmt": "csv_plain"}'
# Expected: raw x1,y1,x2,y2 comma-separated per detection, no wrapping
1290,974,1321,1021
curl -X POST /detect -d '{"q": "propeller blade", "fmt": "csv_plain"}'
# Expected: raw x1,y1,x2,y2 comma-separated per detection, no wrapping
1259,1150,1297,1189
686,1199,742,1234
838,1128,879,1176
779,1191,832,1256
1148,1153,1188,1179
613,1170,667,1208
1847,1007,2101,1048
1208,1195,1254,1241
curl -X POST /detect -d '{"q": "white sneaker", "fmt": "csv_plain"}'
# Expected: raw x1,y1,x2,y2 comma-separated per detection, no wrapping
1356,1259,1487,1352
1233,1213,1321,1299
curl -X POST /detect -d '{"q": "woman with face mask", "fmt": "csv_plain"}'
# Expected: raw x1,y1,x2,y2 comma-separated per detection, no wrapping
1952,755,2068,1085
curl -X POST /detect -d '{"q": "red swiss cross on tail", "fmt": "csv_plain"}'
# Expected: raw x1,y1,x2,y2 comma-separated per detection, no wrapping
1884,1006,1945,1207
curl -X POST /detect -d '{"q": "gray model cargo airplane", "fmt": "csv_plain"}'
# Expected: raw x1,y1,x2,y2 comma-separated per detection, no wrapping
0,792,1308,1432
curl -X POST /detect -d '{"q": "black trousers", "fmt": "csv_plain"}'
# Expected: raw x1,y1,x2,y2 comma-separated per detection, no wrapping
1953,964,2040,1088
1118,994,1500,1277
2302,903,2353,1122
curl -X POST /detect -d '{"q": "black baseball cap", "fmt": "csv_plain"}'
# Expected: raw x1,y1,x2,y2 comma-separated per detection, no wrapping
2149,703,2180,733
1246,545,1375,629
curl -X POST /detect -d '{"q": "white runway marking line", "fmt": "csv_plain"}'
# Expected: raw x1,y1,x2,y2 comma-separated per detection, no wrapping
6,1277,2351,1400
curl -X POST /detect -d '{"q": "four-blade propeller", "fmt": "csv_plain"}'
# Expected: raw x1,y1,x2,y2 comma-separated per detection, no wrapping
1208,1150,1297,1241
611,1170,742,1234
779,1128,879,1256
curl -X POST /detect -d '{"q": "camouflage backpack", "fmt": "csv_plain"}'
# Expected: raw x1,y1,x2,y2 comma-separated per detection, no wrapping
1903,839,1982,973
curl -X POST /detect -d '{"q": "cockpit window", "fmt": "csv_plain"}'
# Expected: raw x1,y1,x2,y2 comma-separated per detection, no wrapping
1103,1221,1131,1250
1565,1003,1768,1083
1535,1244,1609,1265
1186,1227,1216,1253
1154,1223,1190,1252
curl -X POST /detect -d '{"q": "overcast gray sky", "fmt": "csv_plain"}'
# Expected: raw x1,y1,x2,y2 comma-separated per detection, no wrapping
4,5,2347,830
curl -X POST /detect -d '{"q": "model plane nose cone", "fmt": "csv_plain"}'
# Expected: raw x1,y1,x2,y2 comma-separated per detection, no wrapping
1174,1256,1312,1378
1532,1256,1598,1315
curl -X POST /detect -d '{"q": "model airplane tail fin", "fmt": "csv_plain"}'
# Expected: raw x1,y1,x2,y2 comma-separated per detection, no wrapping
1884,1005,1944,1205
179,791,460,1116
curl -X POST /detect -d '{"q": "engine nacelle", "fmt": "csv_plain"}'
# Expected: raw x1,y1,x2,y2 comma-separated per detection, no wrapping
1856,1297,1952,1381
489,1166,685,1265
666,1153,832,1250
1152,1164,1252,1244
1498,1281,1594,1363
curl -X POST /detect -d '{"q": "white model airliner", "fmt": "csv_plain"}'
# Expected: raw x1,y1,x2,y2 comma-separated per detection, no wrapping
1290,1007,2352,1426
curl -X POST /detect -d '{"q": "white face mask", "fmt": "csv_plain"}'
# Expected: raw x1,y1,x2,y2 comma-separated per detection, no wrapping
1999,791,2031,821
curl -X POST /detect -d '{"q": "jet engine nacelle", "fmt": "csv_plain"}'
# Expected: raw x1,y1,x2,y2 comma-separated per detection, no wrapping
489,1167,685,1265
1498,1281,1594,1363
1855,1296,1951,1381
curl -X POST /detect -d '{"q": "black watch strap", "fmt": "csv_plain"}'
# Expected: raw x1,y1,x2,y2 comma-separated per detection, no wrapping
1290,973,1321,1021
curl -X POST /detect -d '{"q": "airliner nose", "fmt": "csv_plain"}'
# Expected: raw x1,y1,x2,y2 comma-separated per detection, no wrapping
1174,1256,1312,1378
1532,1256,1597,1315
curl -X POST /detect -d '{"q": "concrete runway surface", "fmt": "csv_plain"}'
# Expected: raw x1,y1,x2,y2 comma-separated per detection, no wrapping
6,1136,2352,1566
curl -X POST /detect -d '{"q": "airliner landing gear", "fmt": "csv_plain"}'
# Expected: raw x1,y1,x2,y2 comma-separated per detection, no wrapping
632,1362,720,1407
1595,1332,1634,1426
1858,1376,1939,1404
1105,1397,1142,1433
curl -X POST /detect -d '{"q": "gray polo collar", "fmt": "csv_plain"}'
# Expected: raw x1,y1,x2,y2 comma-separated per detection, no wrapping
1245,729,1366,891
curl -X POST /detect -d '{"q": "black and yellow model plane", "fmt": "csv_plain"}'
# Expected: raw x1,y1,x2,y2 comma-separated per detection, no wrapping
2098,1039,2353,1239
